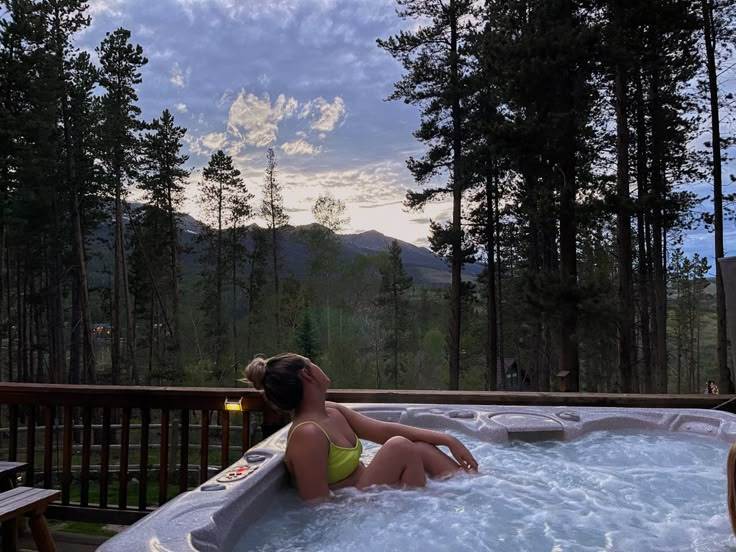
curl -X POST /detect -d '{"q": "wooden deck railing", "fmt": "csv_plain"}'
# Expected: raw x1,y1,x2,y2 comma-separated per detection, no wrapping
0,384,267,524
0,383,732,525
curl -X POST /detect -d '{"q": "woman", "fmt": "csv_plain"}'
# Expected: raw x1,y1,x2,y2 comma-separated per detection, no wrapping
244,353,479,502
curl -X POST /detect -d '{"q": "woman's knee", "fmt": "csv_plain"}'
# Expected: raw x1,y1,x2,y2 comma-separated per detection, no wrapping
383,436,420,458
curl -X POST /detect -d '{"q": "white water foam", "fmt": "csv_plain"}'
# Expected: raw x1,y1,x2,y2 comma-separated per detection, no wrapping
234,431,736,552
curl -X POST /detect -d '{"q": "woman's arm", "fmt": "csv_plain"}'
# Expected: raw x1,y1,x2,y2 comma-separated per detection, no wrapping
286,424,331,501
332,403,478,471
332,402,448,445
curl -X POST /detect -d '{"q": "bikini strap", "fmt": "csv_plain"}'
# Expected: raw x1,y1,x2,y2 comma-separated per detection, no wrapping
287,421,333,446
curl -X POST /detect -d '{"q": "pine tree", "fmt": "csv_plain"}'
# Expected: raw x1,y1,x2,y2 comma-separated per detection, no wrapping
139,108,189,381
66,50,100,384
379,0,477,390
198,150,248,377
97,28,147,384
296,307,320,362
260,147,288,346
478,0,599,391
701,0,736,393
378,240,414,388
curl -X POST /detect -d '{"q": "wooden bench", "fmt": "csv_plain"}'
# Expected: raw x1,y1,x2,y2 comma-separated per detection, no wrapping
0,487,60,552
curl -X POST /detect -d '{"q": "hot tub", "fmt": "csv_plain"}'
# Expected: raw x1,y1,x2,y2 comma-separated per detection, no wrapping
98,405,736,552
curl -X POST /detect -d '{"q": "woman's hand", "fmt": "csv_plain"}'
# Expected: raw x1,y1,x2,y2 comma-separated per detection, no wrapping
445,436,478,472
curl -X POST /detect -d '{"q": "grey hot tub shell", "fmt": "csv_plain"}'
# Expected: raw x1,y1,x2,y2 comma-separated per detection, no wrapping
98,405,736,552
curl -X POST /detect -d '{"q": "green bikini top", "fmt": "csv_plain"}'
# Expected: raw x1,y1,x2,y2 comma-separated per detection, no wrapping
288,421,363,485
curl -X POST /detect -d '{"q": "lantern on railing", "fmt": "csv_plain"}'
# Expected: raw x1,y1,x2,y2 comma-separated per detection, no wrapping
224,397,243,412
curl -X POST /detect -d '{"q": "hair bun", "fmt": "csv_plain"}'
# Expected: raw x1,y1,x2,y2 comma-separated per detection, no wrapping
244,355,267,390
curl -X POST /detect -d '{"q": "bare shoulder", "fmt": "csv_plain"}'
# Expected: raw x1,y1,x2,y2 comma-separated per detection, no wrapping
287,422,329,454
326,402,350,416
324,402,350,421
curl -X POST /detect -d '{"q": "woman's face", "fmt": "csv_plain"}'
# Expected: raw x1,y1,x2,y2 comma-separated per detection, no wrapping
304,357,331,391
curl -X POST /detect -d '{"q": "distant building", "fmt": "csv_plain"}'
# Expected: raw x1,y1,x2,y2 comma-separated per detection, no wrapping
93,323,112,338
496,358,529,391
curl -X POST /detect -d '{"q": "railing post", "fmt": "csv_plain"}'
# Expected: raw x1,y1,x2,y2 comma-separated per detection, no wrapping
25,405,35,487
179,410,189,494
43,406,53,489
139,408,150,511
199,410,209,484
100,407,111,508
159,408,169,506
61,406,72,504
168,418,178,485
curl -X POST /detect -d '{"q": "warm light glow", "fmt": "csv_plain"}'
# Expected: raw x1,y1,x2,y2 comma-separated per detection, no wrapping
224,398,243,412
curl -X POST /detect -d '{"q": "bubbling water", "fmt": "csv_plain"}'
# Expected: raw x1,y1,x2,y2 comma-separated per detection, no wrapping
234,431,735,552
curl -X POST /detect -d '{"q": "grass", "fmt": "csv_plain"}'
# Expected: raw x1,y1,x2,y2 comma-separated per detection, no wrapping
50,521,118,538
69,480,185,508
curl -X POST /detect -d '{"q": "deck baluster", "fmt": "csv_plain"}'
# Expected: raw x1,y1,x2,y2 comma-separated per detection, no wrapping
119,407,131,510
61,406,72,504
179,410,189,494
139,408,150,511
158,408,169,506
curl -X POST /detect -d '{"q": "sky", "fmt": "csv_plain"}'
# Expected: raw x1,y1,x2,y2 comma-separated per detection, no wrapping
79,0,735,268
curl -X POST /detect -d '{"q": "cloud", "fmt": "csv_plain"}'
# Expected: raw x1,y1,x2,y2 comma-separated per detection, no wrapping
281,139,321,156
299,97,346,132
169,62,189,87
183,132,228,155
227,91,298,147
201,132,228,151
87,0,124,17
175,103,188,113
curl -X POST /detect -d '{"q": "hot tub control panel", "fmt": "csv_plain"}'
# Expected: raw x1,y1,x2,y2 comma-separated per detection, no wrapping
214,452,270,484
216,464,259,483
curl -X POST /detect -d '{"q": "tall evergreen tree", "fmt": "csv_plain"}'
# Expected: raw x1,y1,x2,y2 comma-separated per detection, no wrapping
378,239,414,388
260,147,288,346
198,149,247,376
66,50,100,384
701,0,736,393
379,0,477,390
139,108,189,381
97,28,147,384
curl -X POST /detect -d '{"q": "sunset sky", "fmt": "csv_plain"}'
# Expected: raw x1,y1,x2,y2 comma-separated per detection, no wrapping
81,0,733,266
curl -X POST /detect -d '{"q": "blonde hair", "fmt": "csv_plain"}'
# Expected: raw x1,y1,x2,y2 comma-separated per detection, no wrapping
243,355,267,390
728,443,736,536
241,353,309,411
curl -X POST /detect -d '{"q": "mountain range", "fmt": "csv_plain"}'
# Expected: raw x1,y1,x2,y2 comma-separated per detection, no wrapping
87,208,483,289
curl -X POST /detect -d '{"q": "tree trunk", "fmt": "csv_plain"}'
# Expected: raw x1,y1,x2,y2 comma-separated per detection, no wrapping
614,59,635,393
70,270,80,385
216,186,223,375
495,184,505,390
121,218,136,385
6,250,12,381
167,188,180,379
702,0,732,393
649,63,668,393
635,67,653,393
148,294,155,382
448,0,462,390
485,174,498,391
558,158,578,392
270,225,281,347
72,193,96,384
113,184,122,385
231,229,238,380
246,247,257,361
17,258,24,382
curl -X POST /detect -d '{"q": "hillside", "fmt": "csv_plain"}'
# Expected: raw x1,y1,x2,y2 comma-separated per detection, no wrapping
86,208,483,289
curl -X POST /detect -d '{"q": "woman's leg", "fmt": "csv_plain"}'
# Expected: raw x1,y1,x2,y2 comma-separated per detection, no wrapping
413,441,461,478
356,436,426,489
